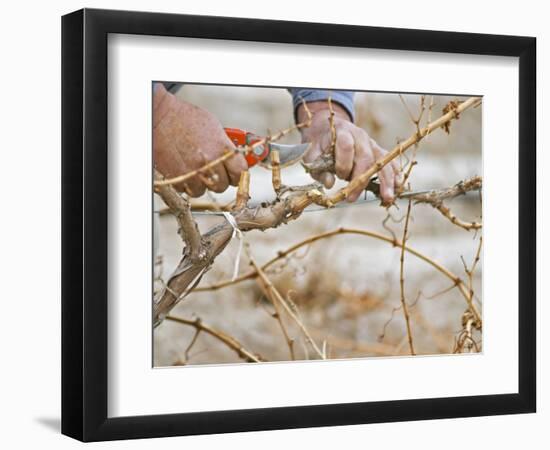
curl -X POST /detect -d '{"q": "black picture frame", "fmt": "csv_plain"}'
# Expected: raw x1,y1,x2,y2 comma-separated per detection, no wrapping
62,8,536,442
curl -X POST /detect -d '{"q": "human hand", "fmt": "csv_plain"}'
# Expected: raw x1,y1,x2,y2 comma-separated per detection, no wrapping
153,83,248,196
297,101,401,204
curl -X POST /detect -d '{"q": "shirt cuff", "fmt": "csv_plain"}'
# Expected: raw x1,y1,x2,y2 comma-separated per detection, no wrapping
289,88,355,122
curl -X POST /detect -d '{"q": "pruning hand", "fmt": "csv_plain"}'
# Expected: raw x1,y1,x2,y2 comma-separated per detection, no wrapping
153,83,248,196
298,101,402,204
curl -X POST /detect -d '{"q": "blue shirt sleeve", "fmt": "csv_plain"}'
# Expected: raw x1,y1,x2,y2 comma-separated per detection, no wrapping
155,83,355,122
289,88,355,121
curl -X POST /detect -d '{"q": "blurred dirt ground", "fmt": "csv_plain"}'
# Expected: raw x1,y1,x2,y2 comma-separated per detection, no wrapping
153,85,482,366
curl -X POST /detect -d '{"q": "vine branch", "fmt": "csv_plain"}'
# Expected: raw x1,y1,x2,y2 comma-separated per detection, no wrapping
250,257,325,359
399,199,416,355
154,169,203,261
165,315,265,363
195,226,479,325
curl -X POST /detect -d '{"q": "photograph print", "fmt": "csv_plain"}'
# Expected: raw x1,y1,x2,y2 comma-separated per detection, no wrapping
152,82,482,367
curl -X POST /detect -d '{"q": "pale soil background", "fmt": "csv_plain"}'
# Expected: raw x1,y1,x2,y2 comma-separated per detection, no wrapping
154,86,482,366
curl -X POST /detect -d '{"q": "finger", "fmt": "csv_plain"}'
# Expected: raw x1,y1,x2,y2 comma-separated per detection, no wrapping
378,164,395,205
346,165,367,203
222,135,247,186
224,152,247,186
153,127,200,194
186,181,206,198
335,131,355,180
177,170,205,197
319,132,332,155
183,151,209,197
391,159,404,187
320,172,335,189
347,131,375,202
369,139,396,204
207,157,230,193
386,154,403,188
374,159,395,204
302,140,322,164
302,141,327,184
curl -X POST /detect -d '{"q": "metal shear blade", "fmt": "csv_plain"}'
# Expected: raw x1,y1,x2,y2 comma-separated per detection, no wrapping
269,142,311,166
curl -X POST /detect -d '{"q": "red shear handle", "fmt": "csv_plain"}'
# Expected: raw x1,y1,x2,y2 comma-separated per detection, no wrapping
224,127,269,167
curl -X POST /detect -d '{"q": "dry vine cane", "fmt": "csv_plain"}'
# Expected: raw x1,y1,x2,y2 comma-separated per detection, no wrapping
164,315,265,363
454,231,483,353
399,198,415,355
155,96,482,364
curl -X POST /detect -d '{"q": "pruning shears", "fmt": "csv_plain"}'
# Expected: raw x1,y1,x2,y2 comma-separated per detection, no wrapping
155,127,468,215
224,127,310,167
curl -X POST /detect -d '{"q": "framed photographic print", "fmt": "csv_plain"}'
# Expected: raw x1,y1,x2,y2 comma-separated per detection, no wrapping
62,8,536,441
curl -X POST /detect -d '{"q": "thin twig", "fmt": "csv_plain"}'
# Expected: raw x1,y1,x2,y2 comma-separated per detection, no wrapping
165,315,265,363
271,150,282,193
461,235,483,328
431,203,481,231
397,96,425,187
310,330,407,356
254,272,296,360
412,176,482,231
154,169,203,261
234,170,251,210
184,327,201,361
250,257,325,359
157,200,234,214
454,311,480,353
154,150,237,187
399,199,415,355
411,177,482,203
398,94,417,124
